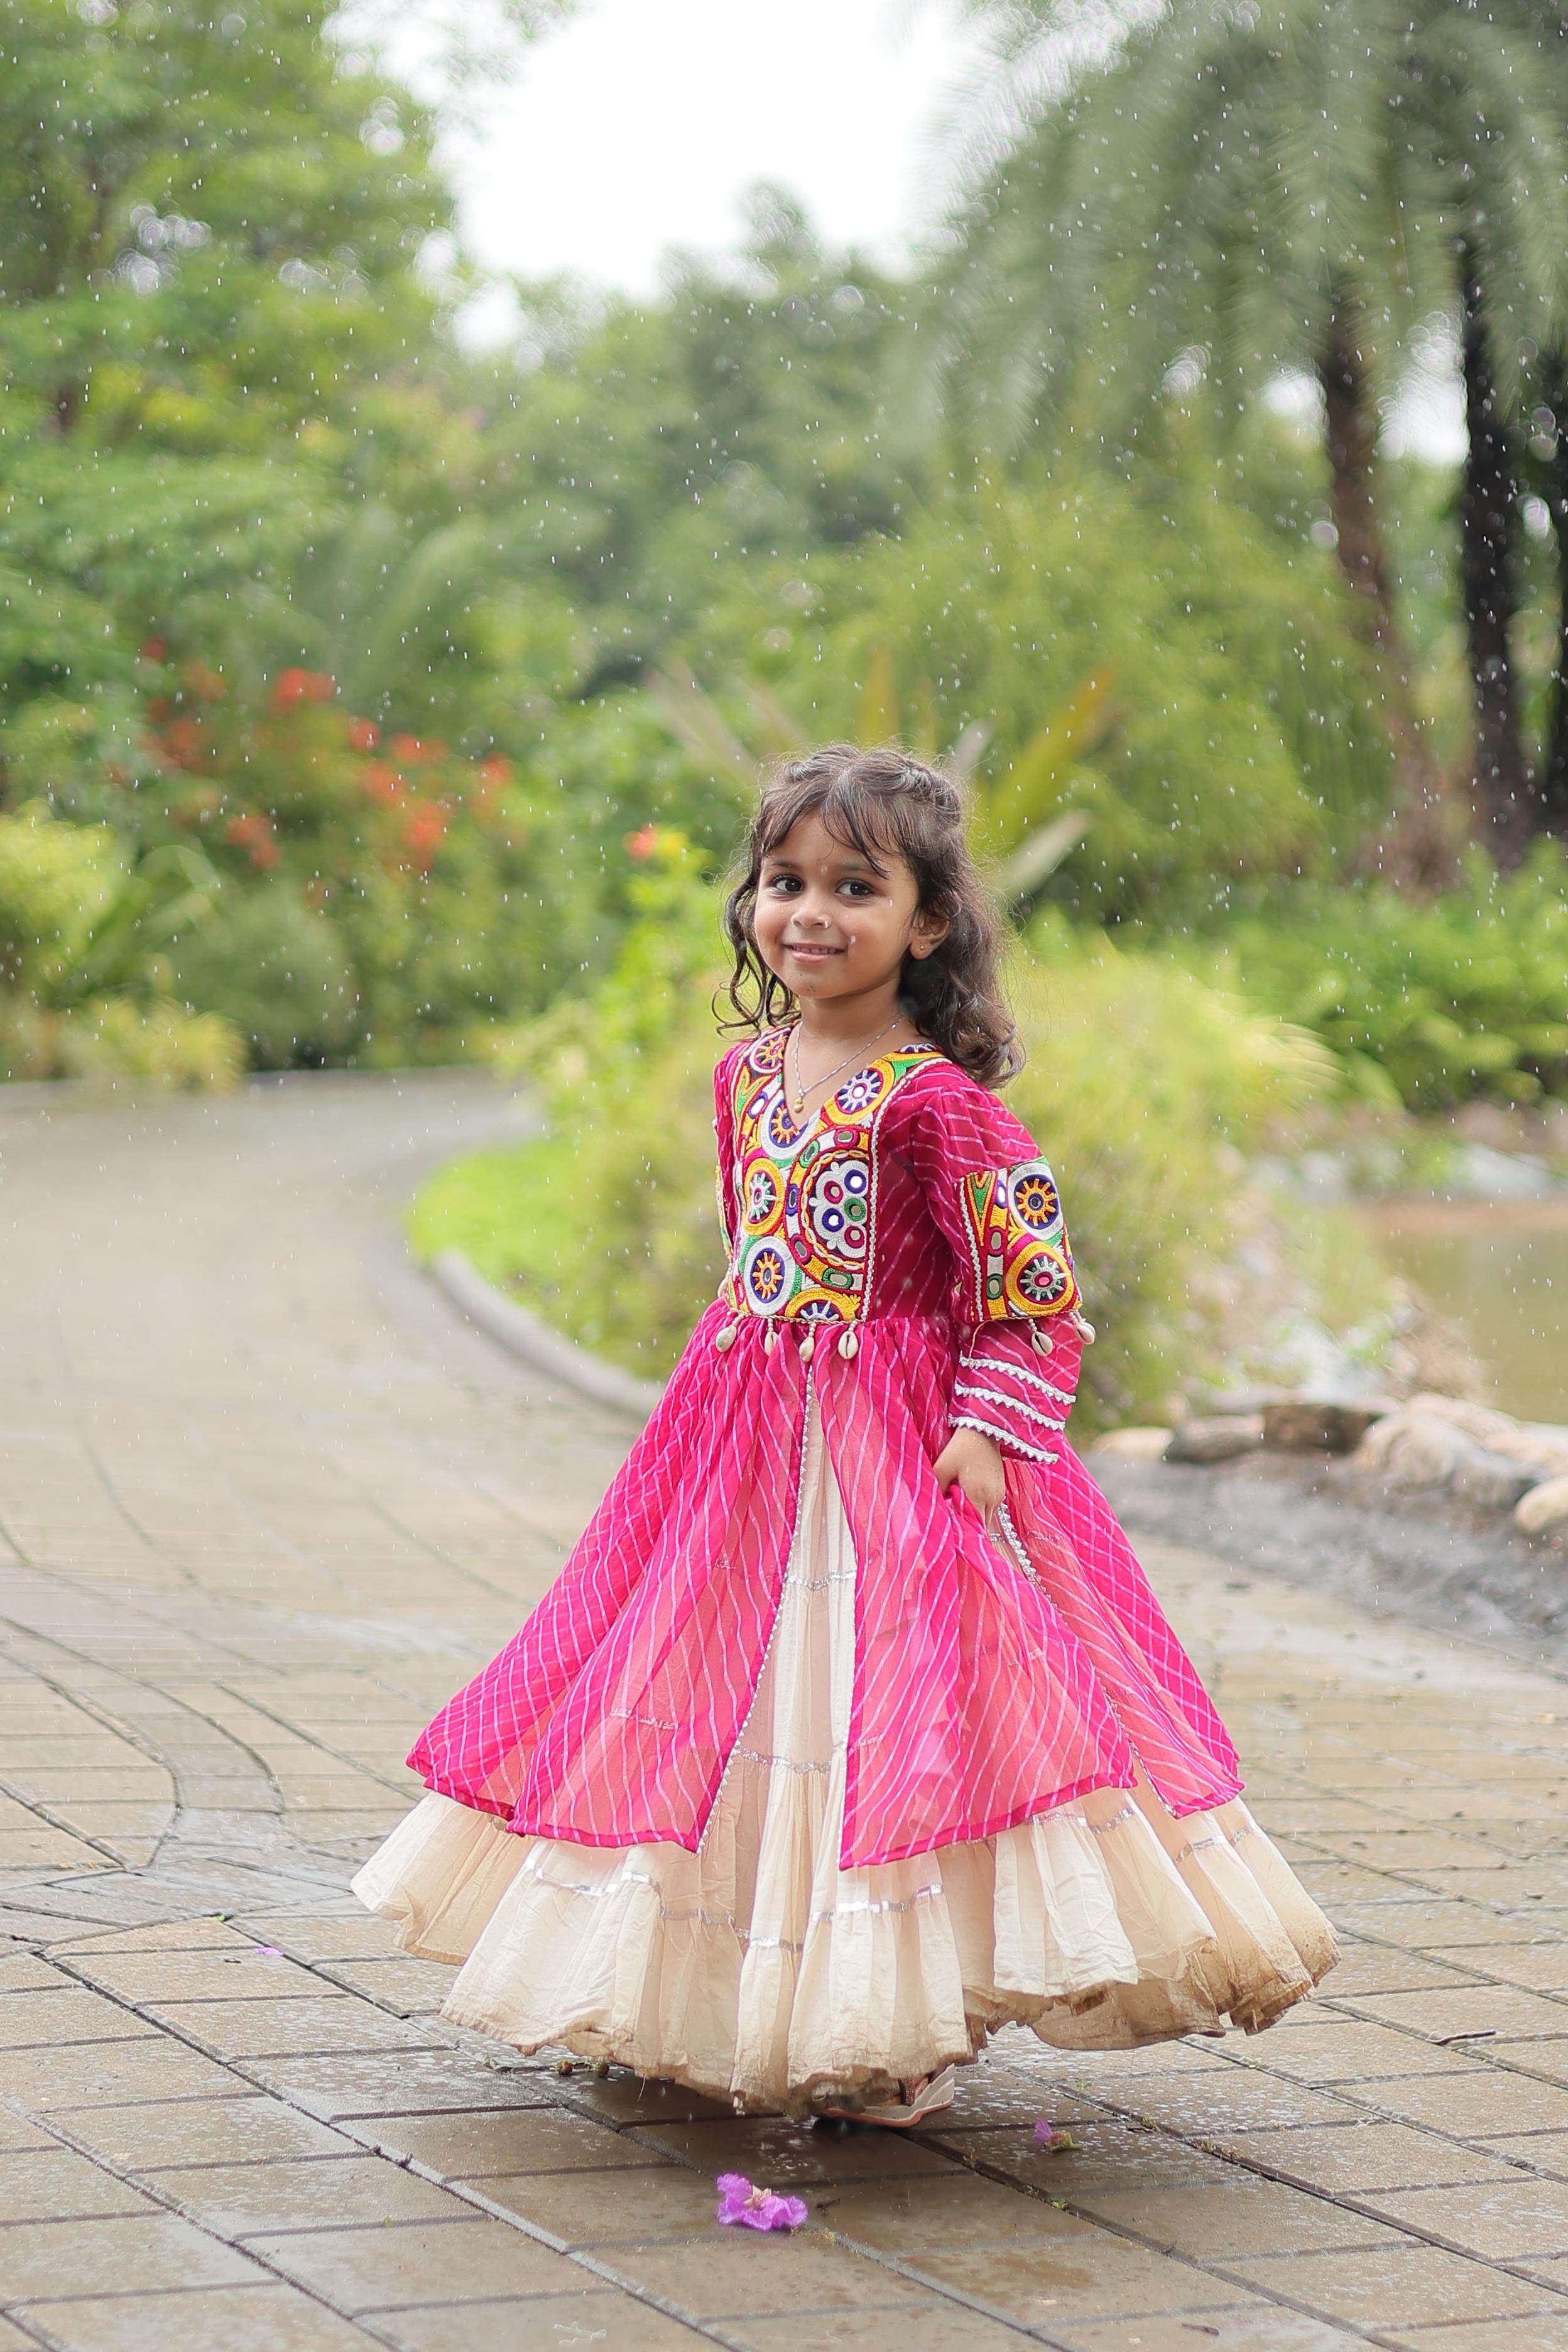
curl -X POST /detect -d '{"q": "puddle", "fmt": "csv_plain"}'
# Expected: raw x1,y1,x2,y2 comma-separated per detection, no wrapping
1363,1199,1568,1422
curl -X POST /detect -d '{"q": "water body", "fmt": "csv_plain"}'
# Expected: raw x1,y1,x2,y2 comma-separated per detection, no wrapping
1366,1200,1568,1424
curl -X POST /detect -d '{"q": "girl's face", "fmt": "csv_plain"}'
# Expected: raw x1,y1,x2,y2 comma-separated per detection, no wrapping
753,811,946,1007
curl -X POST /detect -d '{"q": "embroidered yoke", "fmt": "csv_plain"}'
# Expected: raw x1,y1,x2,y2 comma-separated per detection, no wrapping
406,1032,1244,1871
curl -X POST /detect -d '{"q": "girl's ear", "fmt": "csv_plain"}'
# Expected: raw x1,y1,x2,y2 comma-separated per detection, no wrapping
908,903,950,961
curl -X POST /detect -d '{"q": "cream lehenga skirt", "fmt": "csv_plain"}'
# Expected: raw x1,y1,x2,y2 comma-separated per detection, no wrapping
354,1402,1336,2116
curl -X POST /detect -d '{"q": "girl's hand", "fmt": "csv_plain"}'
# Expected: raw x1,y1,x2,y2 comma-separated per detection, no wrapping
932,1427,1006,1520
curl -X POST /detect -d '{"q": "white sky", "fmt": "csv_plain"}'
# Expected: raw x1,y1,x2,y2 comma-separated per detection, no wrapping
377,0,1462,461
427,0,986,295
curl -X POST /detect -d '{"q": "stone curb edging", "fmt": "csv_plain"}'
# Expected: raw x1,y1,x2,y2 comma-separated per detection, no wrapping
429,1247,665,1420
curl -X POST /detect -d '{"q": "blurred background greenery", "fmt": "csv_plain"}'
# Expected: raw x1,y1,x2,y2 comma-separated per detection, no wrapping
8,0,1568,1415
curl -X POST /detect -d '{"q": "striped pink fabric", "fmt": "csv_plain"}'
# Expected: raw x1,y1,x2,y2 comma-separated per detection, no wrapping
408,1038,1244,1867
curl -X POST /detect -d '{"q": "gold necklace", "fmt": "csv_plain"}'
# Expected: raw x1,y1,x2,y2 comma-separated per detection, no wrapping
787,1015,902,1117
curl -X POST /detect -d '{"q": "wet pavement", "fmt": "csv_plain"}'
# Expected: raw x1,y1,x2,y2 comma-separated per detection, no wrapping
4,1072,1568,2350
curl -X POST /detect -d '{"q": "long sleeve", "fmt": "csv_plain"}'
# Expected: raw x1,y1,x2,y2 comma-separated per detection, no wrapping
904,1064,1087,1462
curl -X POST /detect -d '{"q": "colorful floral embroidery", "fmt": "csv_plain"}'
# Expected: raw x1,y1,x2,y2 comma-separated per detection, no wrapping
725,1035,935,1323
958,1155,1079,1323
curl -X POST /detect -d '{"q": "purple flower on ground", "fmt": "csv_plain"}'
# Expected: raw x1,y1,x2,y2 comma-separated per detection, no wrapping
716,2172,808,2231
253,1946,283,1956
1033,2118,1076,2151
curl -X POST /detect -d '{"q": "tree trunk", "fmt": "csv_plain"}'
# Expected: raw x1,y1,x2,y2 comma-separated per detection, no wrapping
1317,293,1402,655
1540,351,1568,836
1315,286,1456,885
1459,240,1533,866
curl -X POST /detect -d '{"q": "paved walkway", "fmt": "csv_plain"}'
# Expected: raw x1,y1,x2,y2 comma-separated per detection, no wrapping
4,1074,1568,2351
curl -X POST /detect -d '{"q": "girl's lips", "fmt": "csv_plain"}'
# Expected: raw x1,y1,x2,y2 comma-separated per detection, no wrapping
783,942,843,959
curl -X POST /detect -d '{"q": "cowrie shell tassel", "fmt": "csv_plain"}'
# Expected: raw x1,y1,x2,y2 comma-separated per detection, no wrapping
1072,1311,1097,1344
764,1324,778,1354
714,1322,739,1353
1030,1327,1055,1357
798,1329,815,1364
837,1328,859,1360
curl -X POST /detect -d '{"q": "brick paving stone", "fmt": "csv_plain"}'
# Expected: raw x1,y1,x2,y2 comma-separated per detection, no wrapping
1314,1942,1479,1997
63,2094,356,2171
246,2051,558,2118
1072,2074,1368,2140
364,2103,677,2175
1431,1945,1568,1989
69,1953,330,2003
1363,2179,1568,2259
0,2034,244,2108
0,1988,160,2049
737,2309,1061,2352
0,2213,264,2300
633,2115,952,2184
1491,2134,1568,2174
231,1917,404,1963
563,2070,738,2125
246,2213,592,2309
10,2284,381,2351
1070,2179,1407,2257
0,1954,72,1990
0,2147,156,2221
1344,1986,1568,2039
151,2155,472,2235
316,1957,458,2014
143,1993,442,2059
1057,2320,1364,2351
1351,2069,1568,2135
942,2118,1240,2192
900,2234,1270,2322
463,2161,732,2244
597,2231,930,2317
1384,2323,1568,2352
1233,2021,1487,2082
377,2291,716,2351
1223,2243,1565,2326
807,2172,1103,2251
1222,2120,1523,2192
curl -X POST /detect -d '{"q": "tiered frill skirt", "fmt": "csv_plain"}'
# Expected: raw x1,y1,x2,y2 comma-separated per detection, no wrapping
354,1404,1336,2115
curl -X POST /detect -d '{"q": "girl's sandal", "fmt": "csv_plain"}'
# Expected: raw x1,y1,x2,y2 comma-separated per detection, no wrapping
814,2066,956,2130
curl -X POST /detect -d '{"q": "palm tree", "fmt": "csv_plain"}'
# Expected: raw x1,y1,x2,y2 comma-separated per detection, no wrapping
942,0,1568,859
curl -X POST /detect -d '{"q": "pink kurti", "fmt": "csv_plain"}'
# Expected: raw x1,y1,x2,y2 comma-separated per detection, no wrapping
356,1032,1336,2109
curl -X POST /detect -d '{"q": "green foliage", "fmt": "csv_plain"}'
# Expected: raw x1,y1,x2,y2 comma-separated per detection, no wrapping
1010,925,1335,1420
717,464,1391,922
0,0,449,721
413,859,1332,1422
1180,845,1568,1110
0,799,239,1082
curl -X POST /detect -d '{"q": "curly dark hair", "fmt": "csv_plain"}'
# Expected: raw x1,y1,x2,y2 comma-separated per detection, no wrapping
721,743,1022,1087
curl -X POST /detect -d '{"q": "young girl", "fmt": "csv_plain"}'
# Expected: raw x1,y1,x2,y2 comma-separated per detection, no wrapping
355,745,1336,2125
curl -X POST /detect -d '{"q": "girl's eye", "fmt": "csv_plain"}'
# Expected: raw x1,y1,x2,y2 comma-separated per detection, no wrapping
841,880,876,900
763,873,802,894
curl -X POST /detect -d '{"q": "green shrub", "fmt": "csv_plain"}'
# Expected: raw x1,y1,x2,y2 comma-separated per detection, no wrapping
709,463,1392,924
0,802,241,1085
168,884,357,1069
1179,845,1568,1109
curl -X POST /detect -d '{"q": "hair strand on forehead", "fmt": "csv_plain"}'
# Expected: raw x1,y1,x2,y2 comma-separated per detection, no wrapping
720,743,1023,1088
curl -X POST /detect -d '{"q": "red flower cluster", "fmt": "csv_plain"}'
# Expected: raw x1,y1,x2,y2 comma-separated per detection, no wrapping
401,804,447,872
271,668,336,712
225,812,279,870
